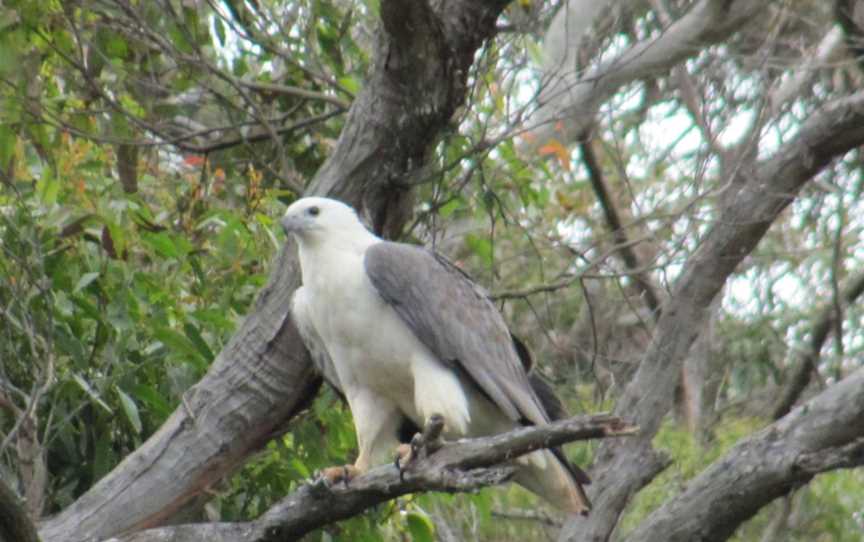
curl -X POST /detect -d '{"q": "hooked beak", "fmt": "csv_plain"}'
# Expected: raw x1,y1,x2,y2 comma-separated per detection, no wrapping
281,214,311,236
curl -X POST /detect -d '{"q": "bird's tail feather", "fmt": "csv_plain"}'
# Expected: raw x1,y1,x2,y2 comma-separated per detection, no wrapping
514,449,591,516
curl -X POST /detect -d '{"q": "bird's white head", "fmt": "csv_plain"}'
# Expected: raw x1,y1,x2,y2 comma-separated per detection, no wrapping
281,197,377,249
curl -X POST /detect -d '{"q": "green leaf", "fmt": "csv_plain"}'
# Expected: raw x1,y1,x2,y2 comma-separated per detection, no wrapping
71,295,104,323
0,28,23,77
141,232,180,259
214,17,226,46
183,322,215,363
437,198,460,218
53,325,88,367
153,327,208,370
131,384,172,420
404,510,435,542
116,387,143,434
465,234,494,267
36,169,60,206
168,24,193,54
337,75,359,95
73,271,100,293
105,35,128,59
106,219,126,257
290,457,311,478
73,374,113,414
119,93,144,117
0,124,14,171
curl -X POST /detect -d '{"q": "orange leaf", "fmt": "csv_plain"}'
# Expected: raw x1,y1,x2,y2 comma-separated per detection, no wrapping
183,155,205,167
538,139,571,171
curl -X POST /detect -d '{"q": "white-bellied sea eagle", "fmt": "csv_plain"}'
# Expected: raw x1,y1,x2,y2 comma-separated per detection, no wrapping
281,196,590,515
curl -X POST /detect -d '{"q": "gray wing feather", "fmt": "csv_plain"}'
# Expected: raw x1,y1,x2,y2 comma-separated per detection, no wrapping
364,242,548,425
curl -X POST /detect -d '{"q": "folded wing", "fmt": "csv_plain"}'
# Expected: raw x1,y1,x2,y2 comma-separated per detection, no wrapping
364,242,549,426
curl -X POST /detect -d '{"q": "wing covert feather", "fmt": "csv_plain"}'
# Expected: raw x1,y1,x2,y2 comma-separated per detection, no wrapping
364,242,548,425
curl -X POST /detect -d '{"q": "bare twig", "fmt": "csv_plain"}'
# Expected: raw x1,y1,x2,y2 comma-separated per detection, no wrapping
490,235,659,301
239,80,351,110
580,138,662,317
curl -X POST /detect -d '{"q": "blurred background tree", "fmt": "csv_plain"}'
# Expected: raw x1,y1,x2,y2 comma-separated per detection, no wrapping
1,0,863,541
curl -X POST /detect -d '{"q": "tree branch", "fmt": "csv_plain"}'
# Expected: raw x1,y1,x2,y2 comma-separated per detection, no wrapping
490,235,658,301
528,0,768,152
239,79,351,110
767,27,845,114
563,89,864,542
623,367,864,542
771,270,864,419
106,414,636,542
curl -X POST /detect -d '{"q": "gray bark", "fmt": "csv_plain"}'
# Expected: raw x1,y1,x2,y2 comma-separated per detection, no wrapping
38,0,511,540
562,90,864,541
623,367,864,542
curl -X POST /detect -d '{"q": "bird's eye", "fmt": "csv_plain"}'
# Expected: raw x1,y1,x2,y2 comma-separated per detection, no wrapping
307,206,320,216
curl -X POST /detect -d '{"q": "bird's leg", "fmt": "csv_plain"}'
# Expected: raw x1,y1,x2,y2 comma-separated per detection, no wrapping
319,392,401,486
395,414,445,480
